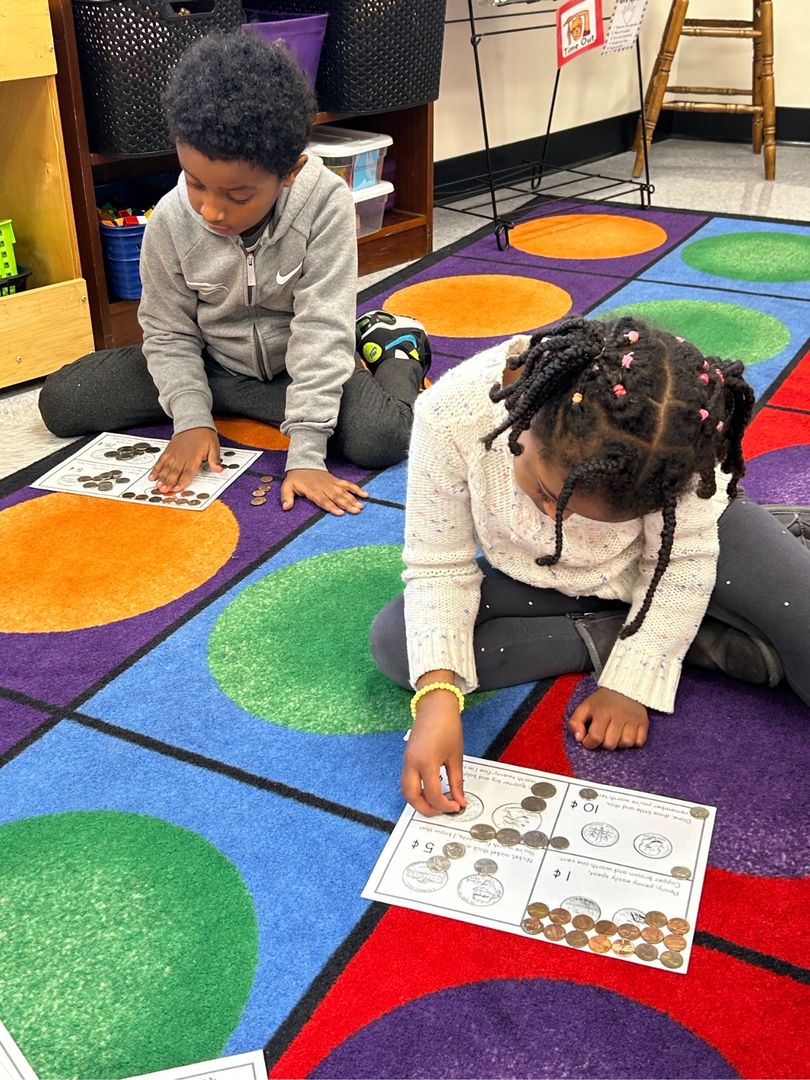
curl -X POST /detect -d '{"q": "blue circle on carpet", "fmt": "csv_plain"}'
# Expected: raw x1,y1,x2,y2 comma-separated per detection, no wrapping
311,979,737,1078
741,444,810,504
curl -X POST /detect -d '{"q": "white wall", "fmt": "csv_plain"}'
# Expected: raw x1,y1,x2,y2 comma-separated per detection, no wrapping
435,0,807,162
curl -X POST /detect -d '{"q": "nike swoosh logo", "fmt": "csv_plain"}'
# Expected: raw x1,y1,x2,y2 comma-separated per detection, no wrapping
276,262,303,285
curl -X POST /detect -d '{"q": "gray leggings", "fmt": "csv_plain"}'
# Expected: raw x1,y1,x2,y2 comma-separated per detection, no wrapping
370,497,810,707
38,345,421,471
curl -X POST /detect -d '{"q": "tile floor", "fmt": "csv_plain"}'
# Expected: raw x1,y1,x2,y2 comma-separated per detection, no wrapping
3,138,809,481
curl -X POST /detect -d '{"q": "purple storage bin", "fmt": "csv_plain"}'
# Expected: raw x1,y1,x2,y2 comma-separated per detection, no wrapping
242,11,327,89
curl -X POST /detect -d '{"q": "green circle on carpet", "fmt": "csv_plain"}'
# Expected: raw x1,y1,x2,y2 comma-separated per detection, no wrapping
598,299,789,365
682,231,810,282
0,811,258,1080
210,546,413,733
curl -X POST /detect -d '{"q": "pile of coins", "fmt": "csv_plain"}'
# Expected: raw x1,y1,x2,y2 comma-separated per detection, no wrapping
250,474,274,507
203,449,241,472
468,782,569,850
135,488,211,507
102,441,161,460
521,904,690,969
77,469,132,491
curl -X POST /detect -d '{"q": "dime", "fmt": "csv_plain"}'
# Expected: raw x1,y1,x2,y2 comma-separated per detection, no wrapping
666,917,691,935
521,831,548,849
671,866,692,880
634,943,658,962
531,782,557,799
133,442,151,450
581,822,619,848
474,858,498,876
78,476,92,483
549,836,569,850
572,914,595,932
443,841,466,859
522,916,543,936
663,934,687,952
520,796,546,812
611,939,635,956
641,926,664,944
595,919,617,936
495,828,521,847
579,787,598,800
588,934,612,955
426,855,451,873
97,482,113,491
659,949,684,969
566,929,589,949
634,832,673,859
617,923,641,940
83,482,98,488
457,873,504,907
548,908,571,925
645,910,668,928
561,895,601,921
470,823,497,842
690,806,710,819
526,902,550,919
543,924,566,942
260,475,274,484
251,497,267,506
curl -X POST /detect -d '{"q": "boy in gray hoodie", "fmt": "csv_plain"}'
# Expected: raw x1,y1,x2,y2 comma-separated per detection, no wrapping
39,31,429,516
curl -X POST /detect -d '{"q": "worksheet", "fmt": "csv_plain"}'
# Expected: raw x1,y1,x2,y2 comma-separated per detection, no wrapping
32,433,261,511
0,1020,38,1080
122,1049,267,1080
363,756,716,973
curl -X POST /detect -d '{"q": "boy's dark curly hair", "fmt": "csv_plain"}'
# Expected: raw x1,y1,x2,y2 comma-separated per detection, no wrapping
163,30,317,177
483,315,755,637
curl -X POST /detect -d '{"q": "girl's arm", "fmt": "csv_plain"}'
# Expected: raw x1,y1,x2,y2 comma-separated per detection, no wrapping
402,669,467,817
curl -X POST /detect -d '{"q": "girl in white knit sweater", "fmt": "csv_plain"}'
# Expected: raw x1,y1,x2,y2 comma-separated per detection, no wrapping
370,316,810,816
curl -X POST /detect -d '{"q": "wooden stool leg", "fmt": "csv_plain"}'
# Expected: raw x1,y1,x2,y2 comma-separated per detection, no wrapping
632,0,690,178
758,0,776,180
752,0,763,154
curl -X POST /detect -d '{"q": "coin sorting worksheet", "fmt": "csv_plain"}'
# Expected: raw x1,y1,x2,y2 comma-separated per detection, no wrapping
363,756,716,974
32,432,261,510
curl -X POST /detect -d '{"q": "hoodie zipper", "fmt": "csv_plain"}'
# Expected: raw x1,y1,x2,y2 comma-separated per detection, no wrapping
244,247,270,380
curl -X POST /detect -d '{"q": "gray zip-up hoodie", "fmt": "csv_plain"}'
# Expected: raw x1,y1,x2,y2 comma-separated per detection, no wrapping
138,153,357,472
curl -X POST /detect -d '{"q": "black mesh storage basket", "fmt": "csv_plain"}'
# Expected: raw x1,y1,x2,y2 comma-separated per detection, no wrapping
72,0,246,155
245,1,446,114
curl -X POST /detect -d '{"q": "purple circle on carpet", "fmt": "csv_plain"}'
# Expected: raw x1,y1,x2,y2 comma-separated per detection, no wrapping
563,672,809,877
741,444,810,504
311,979,737,1079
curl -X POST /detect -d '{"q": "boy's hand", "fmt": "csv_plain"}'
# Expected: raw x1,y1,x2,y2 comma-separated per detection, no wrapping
150,428,223,493
281,468,368,516
402,691,467,817
568,687,649,751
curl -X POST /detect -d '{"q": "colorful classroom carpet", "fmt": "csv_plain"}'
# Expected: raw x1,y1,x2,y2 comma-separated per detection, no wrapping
2,200,809,1080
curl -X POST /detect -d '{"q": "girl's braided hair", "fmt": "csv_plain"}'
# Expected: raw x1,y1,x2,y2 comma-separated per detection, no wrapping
483,315,755,637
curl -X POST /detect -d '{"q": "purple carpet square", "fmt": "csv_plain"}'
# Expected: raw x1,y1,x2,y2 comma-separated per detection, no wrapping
0,699,53,758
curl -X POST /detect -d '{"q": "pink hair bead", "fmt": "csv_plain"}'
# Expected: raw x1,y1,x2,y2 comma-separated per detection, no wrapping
698,373,710,384
716,420,725,433
621,352,634,368
625,330,639,343
699,408,710,422
612,384,627,397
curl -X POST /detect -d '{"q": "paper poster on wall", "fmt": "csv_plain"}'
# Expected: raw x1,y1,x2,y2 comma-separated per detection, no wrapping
556,0,605,67
603,0,649,53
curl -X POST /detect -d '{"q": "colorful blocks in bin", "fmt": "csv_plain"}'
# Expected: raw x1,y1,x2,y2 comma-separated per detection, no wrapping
0,219,18,279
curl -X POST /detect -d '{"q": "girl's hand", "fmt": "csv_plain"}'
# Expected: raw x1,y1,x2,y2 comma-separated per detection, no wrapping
281,468,368,516
150,428,223,493
568,687,649,750
401,689,467,817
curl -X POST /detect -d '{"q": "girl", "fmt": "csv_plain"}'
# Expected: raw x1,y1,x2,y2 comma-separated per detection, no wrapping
369,316,810,817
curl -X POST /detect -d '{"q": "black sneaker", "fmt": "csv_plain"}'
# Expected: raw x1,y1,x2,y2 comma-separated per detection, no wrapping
356,309,432,387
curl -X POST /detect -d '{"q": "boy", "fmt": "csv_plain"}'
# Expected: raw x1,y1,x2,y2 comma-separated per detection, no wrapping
39,31,429,516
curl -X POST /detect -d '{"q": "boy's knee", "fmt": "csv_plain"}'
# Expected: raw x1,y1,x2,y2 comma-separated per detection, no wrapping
369,598,410,688
38,371,79,437
342,420,412,470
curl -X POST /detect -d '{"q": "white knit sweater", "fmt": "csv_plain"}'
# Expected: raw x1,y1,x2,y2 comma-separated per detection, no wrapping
402,339,731,713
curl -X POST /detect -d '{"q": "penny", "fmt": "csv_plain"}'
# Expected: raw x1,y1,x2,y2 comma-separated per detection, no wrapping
579,787,598,800
543,924,566,942
470,824,496,842
671,866,692,880
181,490,194,498
595,919,617,936
147,496,161,503
226,463,239,469
645,910,668,928
549,836,569,850
521,796,546,812
659,949,684,969
151,488,163,495
134,494,148,501
474,858,498,876
641,926,664,944
531,782,557,799
690,806,710,819
83,482,98,488
495,828,521,847
663,934,687,952
260,475,274,484
611,939,635,956
572,914,595,932
666,917,691,935
252,488,268,498
566,929,589,949
426,855,451,873
526,901,550,919
78,476,92,482
548,907,571,925
188,499,201,505
197,492,211,499
223,450,235,457
617,923,641,940
443,842,466,859
251,497,267,506
588,934,612,955
114,477,128,484
121,492,135,499
635,943,659,962
521,831,548,849
522,916,543,936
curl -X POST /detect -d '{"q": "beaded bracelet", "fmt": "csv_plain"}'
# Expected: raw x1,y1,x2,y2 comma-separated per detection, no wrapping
410,681,465,720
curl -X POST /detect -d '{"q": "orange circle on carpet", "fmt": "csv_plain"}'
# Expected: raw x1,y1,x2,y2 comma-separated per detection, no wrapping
0,494,240,633
385,275,572,338
215,418,289,450
510,214,667,260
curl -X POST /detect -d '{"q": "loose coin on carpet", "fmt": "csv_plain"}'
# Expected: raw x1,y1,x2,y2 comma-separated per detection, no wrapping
251,497,267,506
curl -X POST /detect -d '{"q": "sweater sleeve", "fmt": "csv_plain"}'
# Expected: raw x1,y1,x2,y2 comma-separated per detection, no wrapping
138,206,215,435
597,485,722,713
402,395,484,692
280,181,358,472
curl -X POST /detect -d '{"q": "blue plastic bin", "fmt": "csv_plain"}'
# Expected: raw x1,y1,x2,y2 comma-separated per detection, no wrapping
242,10,327,88
99,223,146,301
